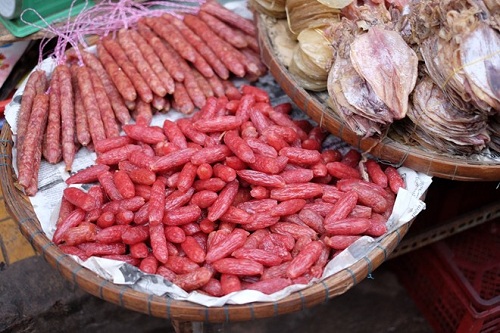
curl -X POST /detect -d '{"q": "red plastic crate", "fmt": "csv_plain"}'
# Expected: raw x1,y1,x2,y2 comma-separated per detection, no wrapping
433,221,500,311
392,220,500,333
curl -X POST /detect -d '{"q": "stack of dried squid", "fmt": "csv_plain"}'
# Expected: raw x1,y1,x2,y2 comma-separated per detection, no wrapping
326,7,418,138
253,0,500,156
403,0,499,155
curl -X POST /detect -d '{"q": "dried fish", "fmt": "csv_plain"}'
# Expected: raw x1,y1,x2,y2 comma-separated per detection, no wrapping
289,27,335,91
327,56,385,136
407,75,490,153
350,26,418,120
487,114,500,153
249,0,287,18
286,0,342,37
326,17,418,137
409,0,500,114
460,22,500,110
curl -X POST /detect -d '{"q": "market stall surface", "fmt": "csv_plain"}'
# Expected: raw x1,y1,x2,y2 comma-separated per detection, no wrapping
0,186,432,333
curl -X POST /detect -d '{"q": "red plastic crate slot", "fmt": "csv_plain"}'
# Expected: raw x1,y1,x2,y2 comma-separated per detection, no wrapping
392,244,500,333
432,220,500,310
457,305,500,333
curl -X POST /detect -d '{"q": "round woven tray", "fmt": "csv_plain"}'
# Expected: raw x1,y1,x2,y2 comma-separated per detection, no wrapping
0,122,410,323
256,15,500,182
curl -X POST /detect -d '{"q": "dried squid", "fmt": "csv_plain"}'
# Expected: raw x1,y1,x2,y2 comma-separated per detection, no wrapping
400,0,500,154
326,19,418,136
407,75,490,154
350,26,418,120
488,114,500,153
408,0,500,114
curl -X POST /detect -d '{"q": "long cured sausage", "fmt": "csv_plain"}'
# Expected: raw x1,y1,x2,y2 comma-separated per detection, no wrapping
101,37,153,103
136,22,185,83
183,14,245,78
70,64,91,147
43,67,62,164
75,65,106,144
96,42,137,102
17,93,49,189
143,16,197,63
200,0,256,36
163,14,229,80
58,64,76,171
16,70,47,167
89,68,120,139
128,29,175,95
117,29,167,98
81,50,131,125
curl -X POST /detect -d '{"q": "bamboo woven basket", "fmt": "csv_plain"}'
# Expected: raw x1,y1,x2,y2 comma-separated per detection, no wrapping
0,122,410,323
256,15,500,182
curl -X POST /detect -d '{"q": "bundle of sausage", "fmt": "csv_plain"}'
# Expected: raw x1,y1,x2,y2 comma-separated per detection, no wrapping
15,0,266,196
52,85,406,296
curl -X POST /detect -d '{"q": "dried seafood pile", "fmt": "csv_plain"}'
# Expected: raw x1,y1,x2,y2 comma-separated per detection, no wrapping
252,0,500,156
326,17,418,137
402,0,499,155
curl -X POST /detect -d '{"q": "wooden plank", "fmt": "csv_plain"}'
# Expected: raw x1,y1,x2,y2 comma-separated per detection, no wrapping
0,184,37,265
0,218,37,264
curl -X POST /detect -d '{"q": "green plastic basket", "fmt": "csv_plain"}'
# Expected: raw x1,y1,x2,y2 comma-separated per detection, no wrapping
0,0,95,38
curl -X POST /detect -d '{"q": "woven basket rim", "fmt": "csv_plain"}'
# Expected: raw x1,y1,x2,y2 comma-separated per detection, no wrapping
0,122,409,322
256,14,500,182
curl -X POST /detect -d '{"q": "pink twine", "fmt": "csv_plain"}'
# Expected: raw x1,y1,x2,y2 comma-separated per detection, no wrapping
20,0,206,66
